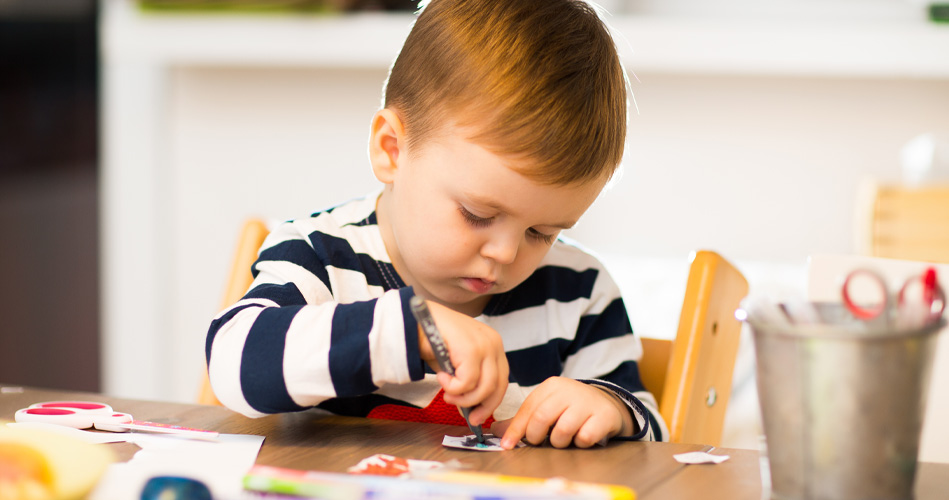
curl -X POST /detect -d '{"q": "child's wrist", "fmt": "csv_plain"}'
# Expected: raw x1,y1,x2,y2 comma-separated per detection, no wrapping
593,385,635,437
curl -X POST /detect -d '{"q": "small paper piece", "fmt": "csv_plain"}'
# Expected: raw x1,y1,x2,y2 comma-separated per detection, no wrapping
348,454,447,477
442,434,523,451
673,451,730,464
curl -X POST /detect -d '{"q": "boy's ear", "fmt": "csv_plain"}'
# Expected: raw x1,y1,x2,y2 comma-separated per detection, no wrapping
369,109,407,184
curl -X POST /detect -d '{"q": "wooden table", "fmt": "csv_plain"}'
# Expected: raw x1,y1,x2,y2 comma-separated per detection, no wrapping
3,386,947,499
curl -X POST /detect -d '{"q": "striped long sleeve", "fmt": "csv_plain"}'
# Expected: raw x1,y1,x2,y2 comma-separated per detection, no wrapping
206,199,426,417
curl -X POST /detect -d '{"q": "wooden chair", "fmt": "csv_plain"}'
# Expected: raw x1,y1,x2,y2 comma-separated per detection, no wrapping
200,222,749,448
198,218,271,406
638,251,748,445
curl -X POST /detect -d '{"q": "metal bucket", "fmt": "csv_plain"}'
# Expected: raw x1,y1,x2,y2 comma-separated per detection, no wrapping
749,303,943,500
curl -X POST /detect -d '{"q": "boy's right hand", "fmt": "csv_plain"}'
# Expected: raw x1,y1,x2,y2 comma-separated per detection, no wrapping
417,300,509,427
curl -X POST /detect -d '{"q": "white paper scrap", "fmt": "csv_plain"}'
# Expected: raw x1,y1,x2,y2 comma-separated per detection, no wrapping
442,434,523,451
673,451,730,465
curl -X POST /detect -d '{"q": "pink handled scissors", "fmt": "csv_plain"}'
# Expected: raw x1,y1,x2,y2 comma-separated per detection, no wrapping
14,400,219,438
15,401,133,432
841,267,946,325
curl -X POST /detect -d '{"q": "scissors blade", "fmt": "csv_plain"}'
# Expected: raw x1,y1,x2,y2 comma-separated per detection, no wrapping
460,406,484,444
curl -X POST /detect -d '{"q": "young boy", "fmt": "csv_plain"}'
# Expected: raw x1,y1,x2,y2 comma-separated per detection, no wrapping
206,0,667,448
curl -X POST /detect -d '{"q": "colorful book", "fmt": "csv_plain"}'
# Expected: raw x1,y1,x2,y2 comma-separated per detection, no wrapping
243,463,636,500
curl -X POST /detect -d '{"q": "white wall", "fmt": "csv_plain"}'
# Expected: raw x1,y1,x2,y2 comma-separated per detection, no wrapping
574,74,949,262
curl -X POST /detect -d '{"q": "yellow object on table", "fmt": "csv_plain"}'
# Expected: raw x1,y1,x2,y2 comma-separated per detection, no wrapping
0,426,114,500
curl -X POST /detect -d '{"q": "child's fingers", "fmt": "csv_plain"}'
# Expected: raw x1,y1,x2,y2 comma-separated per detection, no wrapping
548,406,589,449
435,371,453,389
500,377,625,449
435,354,506,425
443,356,489,398
499,383,556,448
422,301,509,425
522,397,567,446
499,410,530,450
572,413,613,448
467,375,507,425
444,356,499,405
440,364,480,397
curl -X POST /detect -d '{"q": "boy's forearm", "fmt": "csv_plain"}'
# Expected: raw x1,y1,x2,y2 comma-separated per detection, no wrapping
207,288,426,416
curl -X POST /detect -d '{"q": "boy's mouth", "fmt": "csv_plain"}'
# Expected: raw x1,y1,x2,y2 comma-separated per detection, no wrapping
462,277,496,294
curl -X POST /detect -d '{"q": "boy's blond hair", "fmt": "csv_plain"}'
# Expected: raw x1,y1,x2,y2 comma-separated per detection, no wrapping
384,0,627,185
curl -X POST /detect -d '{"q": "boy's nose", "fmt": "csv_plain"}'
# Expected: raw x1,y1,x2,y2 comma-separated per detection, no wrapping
480,232,519,265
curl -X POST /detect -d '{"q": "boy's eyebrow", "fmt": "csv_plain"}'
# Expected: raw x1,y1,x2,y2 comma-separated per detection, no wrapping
540,219,578,230
466,194,578,229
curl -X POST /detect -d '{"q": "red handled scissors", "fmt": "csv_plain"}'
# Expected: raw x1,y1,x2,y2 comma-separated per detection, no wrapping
841,267,946,326
15,401,132,432
14,401,219,439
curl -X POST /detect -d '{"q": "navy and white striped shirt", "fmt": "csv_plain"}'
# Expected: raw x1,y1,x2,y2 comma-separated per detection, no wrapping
206,193,666,441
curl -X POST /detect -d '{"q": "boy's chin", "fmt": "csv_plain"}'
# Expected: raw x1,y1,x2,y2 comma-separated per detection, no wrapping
434,290,493,316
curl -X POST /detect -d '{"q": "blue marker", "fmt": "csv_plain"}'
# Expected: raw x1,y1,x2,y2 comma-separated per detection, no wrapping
409,295,485,444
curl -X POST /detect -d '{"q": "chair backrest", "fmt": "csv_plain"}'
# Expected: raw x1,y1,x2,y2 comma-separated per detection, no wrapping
198,218,270,406
640,251,749,446
856,181,949,263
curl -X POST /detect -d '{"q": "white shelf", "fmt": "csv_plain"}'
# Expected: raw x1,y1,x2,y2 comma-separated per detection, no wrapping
612,16,949,79
102,4,410,68
102,0,949,79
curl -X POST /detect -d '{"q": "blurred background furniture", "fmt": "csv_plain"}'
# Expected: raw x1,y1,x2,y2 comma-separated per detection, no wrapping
856,181,949,263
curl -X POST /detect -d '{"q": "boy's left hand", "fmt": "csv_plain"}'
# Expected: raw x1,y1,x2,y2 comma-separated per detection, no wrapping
491,377,634,449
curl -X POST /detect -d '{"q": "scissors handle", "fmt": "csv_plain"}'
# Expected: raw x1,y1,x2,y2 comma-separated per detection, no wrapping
896,269,947,325
30,401,113,414
14,400,220,439
15,407,96,429
16,401,135,431
841,269,889,320
843,267,946,326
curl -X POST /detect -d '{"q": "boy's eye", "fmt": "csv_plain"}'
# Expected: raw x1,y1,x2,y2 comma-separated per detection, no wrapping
460,206,556,245
459,206,492,227
528,228,557,245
